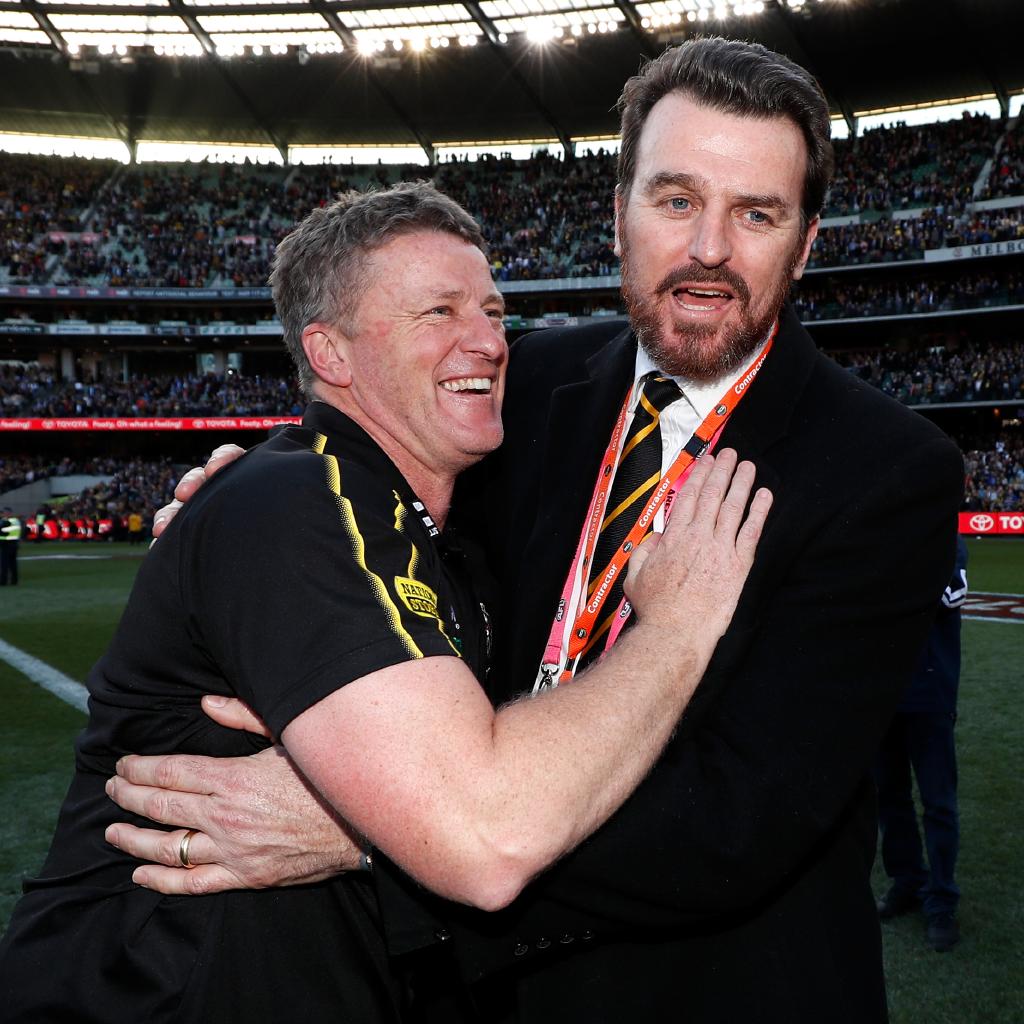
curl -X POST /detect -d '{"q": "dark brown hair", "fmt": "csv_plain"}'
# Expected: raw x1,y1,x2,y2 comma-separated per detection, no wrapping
617,36,834,227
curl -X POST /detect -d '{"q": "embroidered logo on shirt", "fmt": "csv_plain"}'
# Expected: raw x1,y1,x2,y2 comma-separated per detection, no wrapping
395,576,440,618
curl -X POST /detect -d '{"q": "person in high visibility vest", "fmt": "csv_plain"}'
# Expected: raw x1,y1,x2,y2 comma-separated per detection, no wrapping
0,508,22,585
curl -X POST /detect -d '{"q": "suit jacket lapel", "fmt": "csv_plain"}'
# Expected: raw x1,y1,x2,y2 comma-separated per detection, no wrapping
720,305,817,463
531,327,637,548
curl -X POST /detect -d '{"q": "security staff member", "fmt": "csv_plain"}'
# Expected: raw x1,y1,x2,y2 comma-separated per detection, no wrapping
0,508,21,585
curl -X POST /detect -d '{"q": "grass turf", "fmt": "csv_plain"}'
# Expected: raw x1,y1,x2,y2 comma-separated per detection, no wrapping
0,538,1021,1021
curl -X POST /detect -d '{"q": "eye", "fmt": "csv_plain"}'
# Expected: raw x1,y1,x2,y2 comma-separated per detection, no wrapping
485,307,505,320
427,305,452,317
745,210,771,225
668,196,691,212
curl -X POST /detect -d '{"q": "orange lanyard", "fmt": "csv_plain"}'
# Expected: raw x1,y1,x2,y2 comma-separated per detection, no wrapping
536,328,776,691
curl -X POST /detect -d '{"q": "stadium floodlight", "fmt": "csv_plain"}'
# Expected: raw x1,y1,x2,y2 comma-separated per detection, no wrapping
357,36,376,56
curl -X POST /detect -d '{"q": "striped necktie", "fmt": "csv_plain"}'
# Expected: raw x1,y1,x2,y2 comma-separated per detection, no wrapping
576,372,682,671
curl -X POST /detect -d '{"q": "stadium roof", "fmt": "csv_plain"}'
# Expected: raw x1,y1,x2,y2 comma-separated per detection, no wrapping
1,0,1022,157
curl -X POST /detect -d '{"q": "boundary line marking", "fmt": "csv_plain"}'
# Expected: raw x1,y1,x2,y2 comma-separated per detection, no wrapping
0,638,89,713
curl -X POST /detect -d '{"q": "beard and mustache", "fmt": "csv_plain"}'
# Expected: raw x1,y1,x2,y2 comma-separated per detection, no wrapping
620,233,803,383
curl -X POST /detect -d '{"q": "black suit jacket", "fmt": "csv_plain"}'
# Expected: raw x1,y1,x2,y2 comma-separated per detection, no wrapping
381,308,964,1023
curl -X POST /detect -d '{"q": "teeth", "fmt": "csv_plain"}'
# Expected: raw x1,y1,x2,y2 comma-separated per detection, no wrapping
687,288,728,297
441,377,492,393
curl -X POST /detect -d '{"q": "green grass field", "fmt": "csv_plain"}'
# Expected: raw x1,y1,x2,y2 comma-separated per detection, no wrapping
1,538,1022,1021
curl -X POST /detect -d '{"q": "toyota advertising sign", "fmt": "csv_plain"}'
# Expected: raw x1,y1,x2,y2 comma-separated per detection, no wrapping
959,512,1024,535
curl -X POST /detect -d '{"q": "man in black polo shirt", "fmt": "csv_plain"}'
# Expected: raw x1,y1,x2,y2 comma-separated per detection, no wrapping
0,183,768,1023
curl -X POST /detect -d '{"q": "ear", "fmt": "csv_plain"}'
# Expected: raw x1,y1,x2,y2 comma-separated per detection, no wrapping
790,215,820,282
302,323,352,388
613,187,626,258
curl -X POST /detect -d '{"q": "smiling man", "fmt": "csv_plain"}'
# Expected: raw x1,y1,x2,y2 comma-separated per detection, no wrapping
0,182,772,1023
97,40,964,1023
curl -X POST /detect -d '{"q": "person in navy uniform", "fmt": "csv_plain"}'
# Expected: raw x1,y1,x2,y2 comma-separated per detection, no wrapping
875,535,969,951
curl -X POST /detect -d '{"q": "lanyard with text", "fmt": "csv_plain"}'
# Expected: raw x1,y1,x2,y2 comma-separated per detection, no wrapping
534,327,776,692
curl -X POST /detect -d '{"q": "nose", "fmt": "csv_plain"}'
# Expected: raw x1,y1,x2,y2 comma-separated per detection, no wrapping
687,207,732,268
461,309,508,363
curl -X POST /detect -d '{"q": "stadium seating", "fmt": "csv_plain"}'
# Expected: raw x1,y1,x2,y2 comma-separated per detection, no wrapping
4,115,1022,288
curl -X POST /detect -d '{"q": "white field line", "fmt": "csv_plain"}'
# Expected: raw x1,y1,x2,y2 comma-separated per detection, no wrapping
0,638,88,713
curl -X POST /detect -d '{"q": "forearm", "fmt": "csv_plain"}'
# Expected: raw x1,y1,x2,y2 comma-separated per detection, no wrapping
478,620,710,897
288,624,708,912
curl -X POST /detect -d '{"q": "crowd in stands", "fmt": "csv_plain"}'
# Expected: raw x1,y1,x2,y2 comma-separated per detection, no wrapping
826,114,1000,216
963,440,1024,511
984,121,1023,198
0,454,122,493
0,453,190,541
436,150,618,281
792,270,1023,320
3,113,1023,289
0,153,117,285
0,365,302,417
835,340,1024,405
55,457,180,527
808,205,1024,268
1,361,57,414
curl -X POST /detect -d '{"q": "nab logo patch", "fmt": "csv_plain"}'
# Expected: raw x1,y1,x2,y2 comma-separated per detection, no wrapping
395,576,440,618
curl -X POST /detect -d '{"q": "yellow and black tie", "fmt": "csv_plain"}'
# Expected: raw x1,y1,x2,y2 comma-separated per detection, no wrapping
577,372,683,670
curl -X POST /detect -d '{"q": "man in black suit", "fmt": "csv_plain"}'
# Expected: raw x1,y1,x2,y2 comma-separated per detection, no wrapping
106,38,962,1023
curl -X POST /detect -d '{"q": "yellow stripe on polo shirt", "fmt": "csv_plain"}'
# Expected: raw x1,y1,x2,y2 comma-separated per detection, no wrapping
315,443,423,660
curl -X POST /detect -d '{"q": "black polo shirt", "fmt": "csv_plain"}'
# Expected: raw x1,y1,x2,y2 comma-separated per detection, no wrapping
0,401,491,1024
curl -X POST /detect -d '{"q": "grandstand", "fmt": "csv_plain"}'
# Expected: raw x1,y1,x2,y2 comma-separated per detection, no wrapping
1,5,1023,1022
1,0,1023,533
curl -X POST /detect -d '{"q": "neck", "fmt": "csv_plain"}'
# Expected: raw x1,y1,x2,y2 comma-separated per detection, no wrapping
395,467,454,532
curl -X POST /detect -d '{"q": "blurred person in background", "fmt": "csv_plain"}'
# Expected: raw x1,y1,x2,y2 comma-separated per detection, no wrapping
876,536,969,952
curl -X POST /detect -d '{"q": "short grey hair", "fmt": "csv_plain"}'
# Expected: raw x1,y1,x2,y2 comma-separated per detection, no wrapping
270,181,487,396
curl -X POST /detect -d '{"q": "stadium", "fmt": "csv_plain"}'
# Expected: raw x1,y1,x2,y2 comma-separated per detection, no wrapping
0,0,1022,1020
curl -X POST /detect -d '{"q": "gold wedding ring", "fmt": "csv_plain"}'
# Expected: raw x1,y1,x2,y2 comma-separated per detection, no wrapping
178,829,198,869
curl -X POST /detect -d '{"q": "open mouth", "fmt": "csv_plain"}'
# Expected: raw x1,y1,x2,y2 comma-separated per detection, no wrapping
672,286,735,312
440,377,493,394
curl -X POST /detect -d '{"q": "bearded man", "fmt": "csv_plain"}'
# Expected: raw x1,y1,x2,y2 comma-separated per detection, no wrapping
105,38,962,1023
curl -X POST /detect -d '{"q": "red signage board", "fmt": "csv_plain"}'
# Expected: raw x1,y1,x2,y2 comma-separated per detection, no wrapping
959,512,1024,535
0,417,300,431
